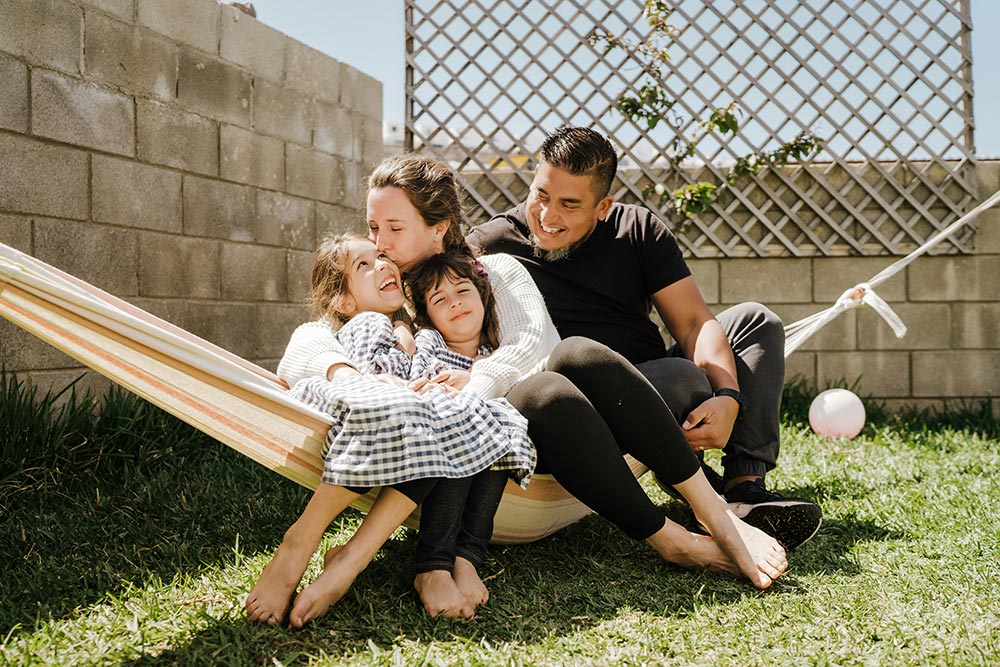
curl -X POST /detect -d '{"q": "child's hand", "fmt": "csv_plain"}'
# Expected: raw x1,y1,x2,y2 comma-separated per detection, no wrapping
393,321,416,356
408,377,460,397
366,373,410,388
430,369,471,391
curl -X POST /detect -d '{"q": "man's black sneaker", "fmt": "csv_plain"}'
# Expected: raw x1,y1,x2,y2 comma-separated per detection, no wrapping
654,462,725,501
724,478,822,550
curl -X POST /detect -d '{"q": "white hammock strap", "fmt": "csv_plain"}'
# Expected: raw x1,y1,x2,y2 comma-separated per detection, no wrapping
783,188,1000,357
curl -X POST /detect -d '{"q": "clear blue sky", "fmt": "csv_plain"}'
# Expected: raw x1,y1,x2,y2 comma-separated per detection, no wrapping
249,0,999,157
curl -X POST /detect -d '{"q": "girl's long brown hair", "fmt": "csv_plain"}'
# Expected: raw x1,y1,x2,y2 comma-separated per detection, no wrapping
406,253,499,349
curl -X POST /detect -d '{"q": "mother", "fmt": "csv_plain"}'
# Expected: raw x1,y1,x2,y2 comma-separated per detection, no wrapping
279,154,788,612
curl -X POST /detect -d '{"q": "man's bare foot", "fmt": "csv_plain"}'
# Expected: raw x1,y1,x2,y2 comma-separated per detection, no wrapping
646,520,741,577
698,507,788,589
414,569,475,618
245,537,315,625
288,547,363,629
453,557,489,607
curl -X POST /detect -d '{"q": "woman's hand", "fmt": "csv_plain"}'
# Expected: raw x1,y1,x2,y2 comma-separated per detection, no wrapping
429,369,471,391
680,395,739,452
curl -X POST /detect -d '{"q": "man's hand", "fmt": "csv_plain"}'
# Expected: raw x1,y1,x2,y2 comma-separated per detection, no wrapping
681,395,739,452
429,369,471,391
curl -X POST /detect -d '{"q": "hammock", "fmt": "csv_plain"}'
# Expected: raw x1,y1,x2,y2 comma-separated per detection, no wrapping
0,242,645,544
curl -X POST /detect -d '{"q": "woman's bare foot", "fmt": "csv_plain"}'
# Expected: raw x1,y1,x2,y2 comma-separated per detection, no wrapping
698,506,788,589
245,536,316,625
453,557,489,607
646,519,741,577
288,546,364,629
414,569,475,618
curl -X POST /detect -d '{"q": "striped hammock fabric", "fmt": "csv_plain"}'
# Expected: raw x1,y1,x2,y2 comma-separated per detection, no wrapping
0,242,646,544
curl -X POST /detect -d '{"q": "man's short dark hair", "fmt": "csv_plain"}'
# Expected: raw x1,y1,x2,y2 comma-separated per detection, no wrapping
538,126,618,199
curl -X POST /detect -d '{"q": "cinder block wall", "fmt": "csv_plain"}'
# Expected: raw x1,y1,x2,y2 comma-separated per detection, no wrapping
0,0,383,396
686,160,1000,414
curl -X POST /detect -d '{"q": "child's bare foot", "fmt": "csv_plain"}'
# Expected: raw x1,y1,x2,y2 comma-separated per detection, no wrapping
288,547,363,629
414,569,475,618
245,537,315,625
699,507,787,589
646,519,741,577
453,557,489,607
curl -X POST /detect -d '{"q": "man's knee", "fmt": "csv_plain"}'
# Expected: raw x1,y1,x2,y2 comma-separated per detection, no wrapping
723,302,785,349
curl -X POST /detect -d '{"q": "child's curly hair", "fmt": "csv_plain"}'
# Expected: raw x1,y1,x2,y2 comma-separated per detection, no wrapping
406,253,500,350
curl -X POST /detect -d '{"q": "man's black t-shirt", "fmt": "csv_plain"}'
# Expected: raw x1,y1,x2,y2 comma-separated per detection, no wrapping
467,202,691,365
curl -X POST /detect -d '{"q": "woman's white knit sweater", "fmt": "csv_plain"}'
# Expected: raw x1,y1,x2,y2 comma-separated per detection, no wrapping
277,253,561,400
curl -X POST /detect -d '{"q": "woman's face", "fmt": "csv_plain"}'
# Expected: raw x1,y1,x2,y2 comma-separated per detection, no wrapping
367,186,448,272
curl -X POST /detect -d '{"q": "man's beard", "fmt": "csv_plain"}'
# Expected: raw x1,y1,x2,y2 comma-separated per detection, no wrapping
529,229,593,262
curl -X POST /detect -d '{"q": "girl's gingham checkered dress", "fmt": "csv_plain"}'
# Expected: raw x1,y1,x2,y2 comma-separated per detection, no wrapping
288,312,535,489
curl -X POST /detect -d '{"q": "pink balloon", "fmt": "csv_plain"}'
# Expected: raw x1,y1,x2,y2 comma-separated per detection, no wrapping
809,389,866,438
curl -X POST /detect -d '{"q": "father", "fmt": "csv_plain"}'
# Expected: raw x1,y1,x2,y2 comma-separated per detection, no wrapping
467,126,822,549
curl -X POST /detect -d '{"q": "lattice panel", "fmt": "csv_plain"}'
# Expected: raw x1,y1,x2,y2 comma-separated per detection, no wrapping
404,0,976,257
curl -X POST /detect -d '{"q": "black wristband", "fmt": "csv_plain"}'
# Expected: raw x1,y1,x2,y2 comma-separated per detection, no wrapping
713,388,748,421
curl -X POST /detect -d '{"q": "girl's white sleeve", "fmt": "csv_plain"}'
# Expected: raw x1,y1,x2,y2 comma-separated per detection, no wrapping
277,320,356,387
467,253,560,399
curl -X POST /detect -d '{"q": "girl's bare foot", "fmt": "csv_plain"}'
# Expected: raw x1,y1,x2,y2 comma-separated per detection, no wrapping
453,557,489,607
646,519,741,577
414,569,475,618
245,537,315,626
288,547,363,629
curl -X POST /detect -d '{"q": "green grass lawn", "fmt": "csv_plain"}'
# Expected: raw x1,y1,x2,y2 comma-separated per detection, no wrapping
1,372,998,666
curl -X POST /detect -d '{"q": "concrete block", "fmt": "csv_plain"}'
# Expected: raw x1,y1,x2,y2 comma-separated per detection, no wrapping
0,52,29,132
817,350,910,398
0,133,88,219
952,303,1000,349
720,258,812,303
315,202,363,240
31,68,135,156
80,0,133,22
784,351,816,387
772,303,857,351
287,249,313,305
312,101,356,159
219,4,284,82
125,297,186,327
253,79,312,145
177,49,252,126
0,0,82,73
908,255,1000,301
84,13,177,101
220,124,284,190
0,320,79,371
913,350,1000,397
220,243,287,301
184,302,256,358
35,217,139,295
182,176,255,241
136,0,219,54
138,232,219,298
24,368,113,405
975,160,999,199
811,256,906,302
285,40,340,103
256,303,308,358
686,259,719,304
0,214,32,252
342,160,365,210
256,191,314,249
92,155,182,232
972,208,1000,254
857,302,950,351
339,64,381,118
286,145,343,202
136,99,218,175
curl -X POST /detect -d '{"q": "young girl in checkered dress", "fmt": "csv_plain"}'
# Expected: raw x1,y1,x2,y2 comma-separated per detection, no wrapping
245,234,533,629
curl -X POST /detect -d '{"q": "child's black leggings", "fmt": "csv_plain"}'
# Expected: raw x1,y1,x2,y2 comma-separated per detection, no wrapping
506,337,701,541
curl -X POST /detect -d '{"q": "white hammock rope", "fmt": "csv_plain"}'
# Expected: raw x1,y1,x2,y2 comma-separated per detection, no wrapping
783,188,1000,357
